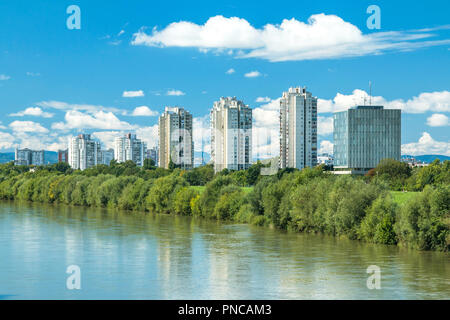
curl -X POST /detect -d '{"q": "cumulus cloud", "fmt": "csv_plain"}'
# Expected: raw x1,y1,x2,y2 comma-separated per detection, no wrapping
255,96,271,103
225,68,235,74
122,90,144,98
244,70,261,78
51,110,137,131
91,131,121,149
193,115,210,155
402,132,450,156
318,116,333,136
166,89,185,96
427,113,449,127
37,100,123,114
135,125,159,148
131,14,450,62
319,140,334,154
252,98,280,159
318,89,450,114
9,121,49,133
0,132,15,149
0,74,10,81
9,107,54,118
131,106,159,116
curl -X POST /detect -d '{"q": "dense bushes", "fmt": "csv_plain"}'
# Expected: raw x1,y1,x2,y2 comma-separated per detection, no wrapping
0,159,448,251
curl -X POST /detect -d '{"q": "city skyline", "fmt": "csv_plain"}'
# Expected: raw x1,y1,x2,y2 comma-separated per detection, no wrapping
0,0,449,159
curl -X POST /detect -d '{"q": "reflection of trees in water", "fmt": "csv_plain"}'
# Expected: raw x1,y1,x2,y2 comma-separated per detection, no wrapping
2,200,448,299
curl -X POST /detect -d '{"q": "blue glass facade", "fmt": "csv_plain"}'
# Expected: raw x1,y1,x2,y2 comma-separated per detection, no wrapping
333,106,401,170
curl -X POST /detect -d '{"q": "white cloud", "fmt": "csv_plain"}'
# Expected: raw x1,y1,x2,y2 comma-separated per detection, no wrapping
166,89,185,96
9,121,49,133
131,106,159,116
226,68,235,74
402,132,450,156
131,14,450,62
318,89,450,114
252,98,280,159
91,131,121,149
255,96,271,103
427,113,449,127
9,107,54,118
193,115,210,154
37,100,123,114
244,70,261,78
318,116,333,136
0,132,15,149
51,110,137,131
319,140,333,154
118,30,125,36
135,124,159,148
0,74,10,80
122,90,144,98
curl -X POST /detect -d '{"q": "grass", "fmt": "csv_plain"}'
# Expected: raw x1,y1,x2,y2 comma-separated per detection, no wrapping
190,185,254,193
390,191,419,205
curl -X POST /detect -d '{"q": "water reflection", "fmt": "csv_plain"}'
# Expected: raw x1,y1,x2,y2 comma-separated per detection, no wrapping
0,201,448,299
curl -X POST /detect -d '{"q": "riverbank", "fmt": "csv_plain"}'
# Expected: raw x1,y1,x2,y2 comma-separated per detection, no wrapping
0,161,448,252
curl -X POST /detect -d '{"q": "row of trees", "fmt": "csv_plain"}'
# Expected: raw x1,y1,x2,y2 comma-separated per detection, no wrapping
365,158,450,191
0,159,448,251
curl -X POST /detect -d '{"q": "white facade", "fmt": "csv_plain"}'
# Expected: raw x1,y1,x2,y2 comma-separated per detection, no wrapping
158,107,193,169
210,97,252,173
114,133,146,166
279,87,318,170
68,134,101,170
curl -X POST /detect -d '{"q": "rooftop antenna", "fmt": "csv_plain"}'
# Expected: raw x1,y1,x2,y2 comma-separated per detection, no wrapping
369,81,372,106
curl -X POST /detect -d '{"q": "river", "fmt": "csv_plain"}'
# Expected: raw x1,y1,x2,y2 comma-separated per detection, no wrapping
0,201,448,299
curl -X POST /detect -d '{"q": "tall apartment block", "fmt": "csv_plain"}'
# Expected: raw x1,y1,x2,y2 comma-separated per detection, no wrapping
146,146,158,166
100,148,114,166
58,149,68,163
279,87,318,170
114,133,146,166
14,148,45,166
68,134,101,170
333,105,401,172
210,97,252,173
158,107,193,169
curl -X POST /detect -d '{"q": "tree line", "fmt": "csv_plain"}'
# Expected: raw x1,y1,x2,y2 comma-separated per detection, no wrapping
0,158,448,251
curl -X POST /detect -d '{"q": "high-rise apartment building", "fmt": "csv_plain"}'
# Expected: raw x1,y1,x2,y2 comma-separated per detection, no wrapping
114,133,146,166
333,105,401,172
279,87,318,170
158,107,193,169
146,146,158,166
14,148,45,166
58,149,68,163
100,148,114,166
210,97,252,173
68,134,101,170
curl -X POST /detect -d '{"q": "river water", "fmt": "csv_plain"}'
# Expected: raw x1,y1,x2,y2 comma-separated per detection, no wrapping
0,201,448,299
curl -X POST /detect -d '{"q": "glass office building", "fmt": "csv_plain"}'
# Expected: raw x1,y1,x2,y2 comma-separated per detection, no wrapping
333,105,401,171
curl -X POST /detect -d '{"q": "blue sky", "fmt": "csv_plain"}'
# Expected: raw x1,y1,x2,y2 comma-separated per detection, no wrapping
0,0,449,161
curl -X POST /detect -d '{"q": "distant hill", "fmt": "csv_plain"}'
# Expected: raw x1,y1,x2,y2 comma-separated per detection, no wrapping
0,151,58,164
402,155,450,163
